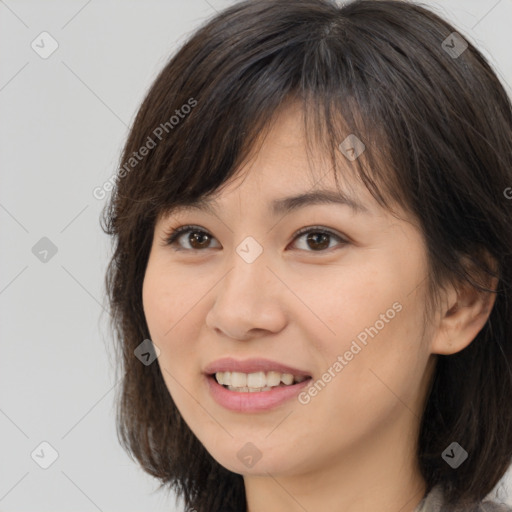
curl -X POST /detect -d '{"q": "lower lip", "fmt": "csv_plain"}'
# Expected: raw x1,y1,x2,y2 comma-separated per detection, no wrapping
205,374,312,413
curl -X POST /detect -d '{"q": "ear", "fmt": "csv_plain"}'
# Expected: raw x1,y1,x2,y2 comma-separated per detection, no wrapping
430,253,499,356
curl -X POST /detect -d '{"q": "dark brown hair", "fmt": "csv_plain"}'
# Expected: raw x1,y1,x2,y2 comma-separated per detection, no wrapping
101,0,512,510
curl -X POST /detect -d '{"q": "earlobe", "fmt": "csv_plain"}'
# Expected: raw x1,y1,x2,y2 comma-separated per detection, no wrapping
430,267,499,356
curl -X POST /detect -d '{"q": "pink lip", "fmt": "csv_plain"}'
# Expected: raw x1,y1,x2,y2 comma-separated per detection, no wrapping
203,357,311,377
205,374,312,413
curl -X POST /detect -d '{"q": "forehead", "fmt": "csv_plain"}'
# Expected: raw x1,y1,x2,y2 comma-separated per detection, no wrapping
159,102,403,223
165,187,371,220
223,101,377,204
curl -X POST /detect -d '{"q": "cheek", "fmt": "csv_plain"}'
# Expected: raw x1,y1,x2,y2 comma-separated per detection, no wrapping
319,299,428,428
142,274,169,341
142,257,205,377
289,265,387,356
142,257,191,338
302,260,428,408
142,266,203,421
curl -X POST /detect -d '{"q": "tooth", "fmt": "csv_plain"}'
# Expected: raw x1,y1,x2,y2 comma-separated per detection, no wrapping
281,373,294,385
235,386,275,393
267,371,281,387
247,371,266,388
219,370,309,390
231,372,247,387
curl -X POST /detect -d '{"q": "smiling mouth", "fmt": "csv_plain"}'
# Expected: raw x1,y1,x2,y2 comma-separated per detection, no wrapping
210,370,312,393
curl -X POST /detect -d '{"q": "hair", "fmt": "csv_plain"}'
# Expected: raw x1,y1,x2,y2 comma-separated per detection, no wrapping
101,0,512,510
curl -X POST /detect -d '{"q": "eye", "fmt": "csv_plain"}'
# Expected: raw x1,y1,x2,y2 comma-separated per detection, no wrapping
162,225,221,251
162,224,348,253
291,225,347,252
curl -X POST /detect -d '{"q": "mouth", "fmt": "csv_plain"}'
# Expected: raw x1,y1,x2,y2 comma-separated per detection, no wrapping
205,371,313,412
203,357,313,411
209,370,312,393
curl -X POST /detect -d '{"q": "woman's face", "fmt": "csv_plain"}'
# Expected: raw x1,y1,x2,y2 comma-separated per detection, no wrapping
142,103,436,481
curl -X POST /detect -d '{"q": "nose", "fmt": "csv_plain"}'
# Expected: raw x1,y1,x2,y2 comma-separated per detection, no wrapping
205,247,288,341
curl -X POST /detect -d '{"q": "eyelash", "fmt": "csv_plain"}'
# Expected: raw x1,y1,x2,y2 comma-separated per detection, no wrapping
162,224,348,253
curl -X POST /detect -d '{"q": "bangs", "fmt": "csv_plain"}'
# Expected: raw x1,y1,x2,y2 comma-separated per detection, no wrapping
154,89,402,224
133,0,424,227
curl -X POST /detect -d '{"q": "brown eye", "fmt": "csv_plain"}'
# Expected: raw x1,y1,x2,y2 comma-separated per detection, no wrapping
187,231,212,249
163,225,220,251
291,227,347,252
305,232,330,250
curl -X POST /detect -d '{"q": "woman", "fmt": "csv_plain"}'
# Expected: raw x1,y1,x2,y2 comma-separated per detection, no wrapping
102,0,512,510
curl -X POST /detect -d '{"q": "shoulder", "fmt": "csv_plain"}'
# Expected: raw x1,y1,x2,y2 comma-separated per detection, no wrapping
414,485,512,512
478,501,512,512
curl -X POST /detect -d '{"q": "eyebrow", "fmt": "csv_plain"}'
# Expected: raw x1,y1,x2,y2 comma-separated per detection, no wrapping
169,189,370,217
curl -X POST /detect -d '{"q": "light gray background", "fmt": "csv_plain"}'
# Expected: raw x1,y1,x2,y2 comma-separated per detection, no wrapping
1,0,511,510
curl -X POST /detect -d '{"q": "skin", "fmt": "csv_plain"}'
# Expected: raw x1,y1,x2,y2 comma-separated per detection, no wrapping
142,102,496,512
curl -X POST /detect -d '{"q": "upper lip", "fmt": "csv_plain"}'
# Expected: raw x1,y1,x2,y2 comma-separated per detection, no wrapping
204,357,311,377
